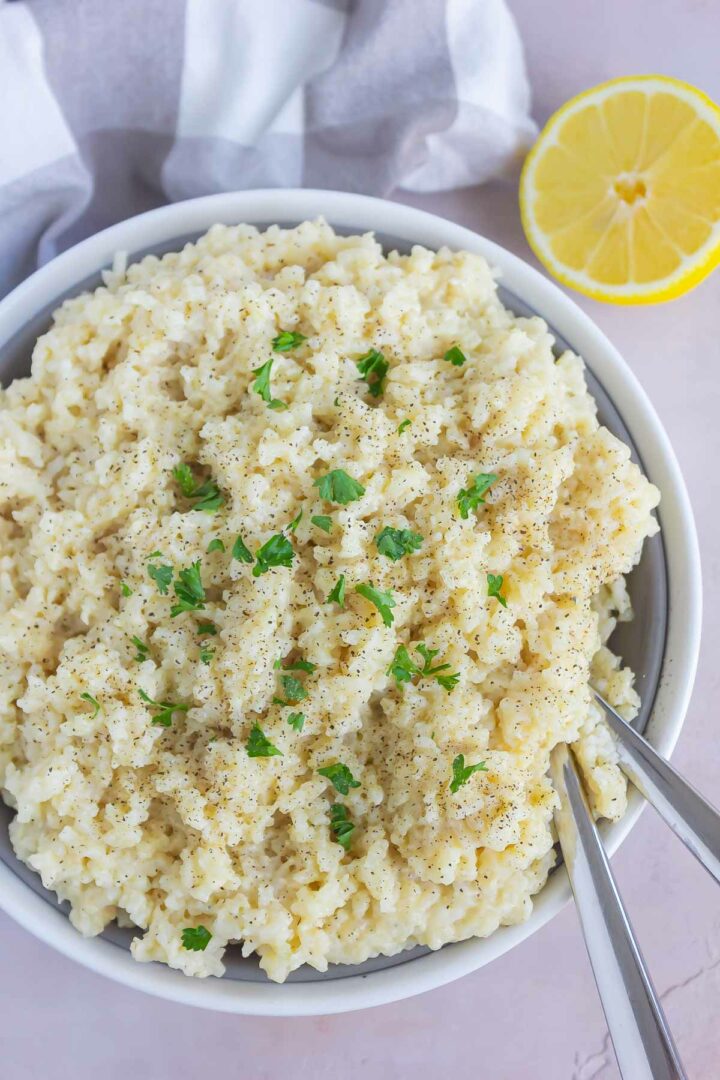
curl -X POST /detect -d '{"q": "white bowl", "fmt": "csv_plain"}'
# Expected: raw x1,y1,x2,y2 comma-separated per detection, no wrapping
0,189,702,1015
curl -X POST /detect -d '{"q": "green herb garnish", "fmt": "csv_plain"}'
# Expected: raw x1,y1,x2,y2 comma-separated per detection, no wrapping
200,645,215,665
311,515,332,533
387,642,460,692
148,561,173,595
246,724,282,758
139,688,190,728
287,712,305,732
450,753,487,793
206,538,225,554
444,345,467,367
318,763,360,796
326,574,346,607
355,583,396,627
329,803,355,850
356,348,388,397
253,533,295,577
80,692,100,718
173,464,225,513
272,330,306,352
231,535,254,564
197,622,217,636
272,674,308,706
170,560,206,616
457,472,498,519
374,526,424,562
486,573,507,608
181,926,212,952
287,509,303,533
120,582,133,597
131,636,149,663
313,469,365,506
274,657,316,674
397,419,412,434
251,357,287,411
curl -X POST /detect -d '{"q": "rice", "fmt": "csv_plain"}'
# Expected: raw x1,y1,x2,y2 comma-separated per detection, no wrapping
0,220,659,981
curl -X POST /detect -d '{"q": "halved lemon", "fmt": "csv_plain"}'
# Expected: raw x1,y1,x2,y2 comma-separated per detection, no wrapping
520,75,720,303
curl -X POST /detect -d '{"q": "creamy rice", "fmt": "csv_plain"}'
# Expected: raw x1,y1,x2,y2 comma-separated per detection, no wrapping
0,221,659,981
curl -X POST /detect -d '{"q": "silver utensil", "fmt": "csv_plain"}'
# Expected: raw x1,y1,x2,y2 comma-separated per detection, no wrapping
551,695,720,1080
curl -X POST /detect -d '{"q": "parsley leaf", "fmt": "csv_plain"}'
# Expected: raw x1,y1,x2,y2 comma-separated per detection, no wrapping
148,550,163,559
274,657,316,674
232,535,253,564
251,357,286,411
326,574,346,607
246,724,282,758
444,345,467,367
457,472,498,519
397,419,412,434
287,712,305,732
173,464,225,513
313,469,365,505
170,560,206,616
272,674,308,706
356,348,388,398
80,692,100,718
131,636,149,663
272,330,306,352
311,515,332,533
450,753,487,793
200,645,215,665
387,642,460,692
375,526,424,562
355,583,396,627
181,926,212,952
148,561,173,595
120,581,133,597
487,572,507,608
318,763,360,796
287,509,303,533
139,688,190,728
197,622,217,636
329,803,355,851
253,533,295,577
206,538,225,554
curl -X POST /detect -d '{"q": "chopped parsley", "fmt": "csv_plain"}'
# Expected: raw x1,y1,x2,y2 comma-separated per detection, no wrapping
355,583,396,627
200,645,215,665
131,636,149,663
375,526,424,561
318,763,360,796
253,533,295,577
80,692,100,718
206,538,225,554
387,642,460,692
231,534,254,564
329,803,355,851
356,348,388,398
181,926,212,952
313,469,365,505
311,515,332,533
272,330,306,352
170,560,206,616
120,581,133,597
172,464,225,513
326,574,346,607
148,550,163,559
274,657,316,674
273,674,308,706
287,509,303,533
444,345,467,367
487,572,507,608
246,724,282,758
139,688,190,728
450,753,487,793
397,419,412,434
457,472,498,519
197,622,217,636
148,561,173,595
287,712,305,732
251,357,287,410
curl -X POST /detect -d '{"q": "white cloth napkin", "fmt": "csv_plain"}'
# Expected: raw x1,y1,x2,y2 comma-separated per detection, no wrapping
0,0,536,297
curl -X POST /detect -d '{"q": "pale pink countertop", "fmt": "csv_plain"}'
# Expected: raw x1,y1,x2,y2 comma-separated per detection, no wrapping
2,2,719,1077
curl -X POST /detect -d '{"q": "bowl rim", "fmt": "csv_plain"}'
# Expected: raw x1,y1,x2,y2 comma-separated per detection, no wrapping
0,188,702,1015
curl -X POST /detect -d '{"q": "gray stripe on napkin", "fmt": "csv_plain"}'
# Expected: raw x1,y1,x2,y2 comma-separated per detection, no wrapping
162,134,304,203
303,0,456,193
